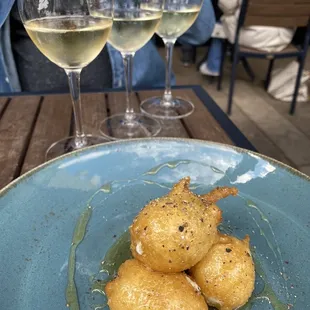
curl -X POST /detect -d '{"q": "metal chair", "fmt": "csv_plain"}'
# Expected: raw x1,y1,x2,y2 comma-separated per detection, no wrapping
217,0,310,115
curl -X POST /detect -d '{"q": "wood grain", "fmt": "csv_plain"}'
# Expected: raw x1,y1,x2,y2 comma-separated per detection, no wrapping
105,91,140,137
173,89,233,145
247,4,310,16
21,94,72,173
137,90,190,138
245,16,309,27
0,97,10,119
0,96,41,188
81,93,108,136
108,91,138,114
0,87,253,188
245,1,310,27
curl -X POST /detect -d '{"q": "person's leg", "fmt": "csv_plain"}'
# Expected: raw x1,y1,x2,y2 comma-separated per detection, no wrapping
200,38,223,76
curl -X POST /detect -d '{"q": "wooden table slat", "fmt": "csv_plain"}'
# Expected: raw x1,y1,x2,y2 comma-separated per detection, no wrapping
137,90,190,138
0,96,41,188
106,92,139,137
0,97,9,120
21,94,72,174
0,87,254,189
81,93,108,136
172,89,233,145
108,91,139,114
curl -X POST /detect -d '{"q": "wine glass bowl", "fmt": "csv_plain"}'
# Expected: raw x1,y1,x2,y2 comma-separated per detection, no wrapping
140,0,203,120
108,9,162,53
18,0,113,160
24,16,112,70
99,0,163,140
156,5,201,42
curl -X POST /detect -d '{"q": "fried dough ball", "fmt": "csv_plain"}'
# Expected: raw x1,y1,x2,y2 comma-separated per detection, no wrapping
105,259,208,310
130,177,222,272
190,235,255,310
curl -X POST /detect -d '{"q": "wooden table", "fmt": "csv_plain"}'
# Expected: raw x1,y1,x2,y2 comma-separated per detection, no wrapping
0,86,254,189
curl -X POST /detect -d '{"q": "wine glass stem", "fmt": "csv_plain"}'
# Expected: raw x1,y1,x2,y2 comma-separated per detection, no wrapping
163,41,175,105
65,69,87,149
122,52,135,120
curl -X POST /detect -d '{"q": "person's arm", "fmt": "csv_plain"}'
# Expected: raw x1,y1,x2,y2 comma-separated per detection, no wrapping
218,0,239,15
178,0,215,46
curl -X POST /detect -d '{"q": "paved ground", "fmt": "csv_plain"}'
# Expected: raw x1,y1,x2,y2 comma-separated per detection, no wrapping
168,47,310,175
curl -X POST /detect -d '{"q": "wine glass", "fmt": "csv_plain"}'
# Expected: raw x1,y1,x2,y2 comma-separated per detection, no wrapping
140,0,203,119
99,0,163,140
18,0,113,160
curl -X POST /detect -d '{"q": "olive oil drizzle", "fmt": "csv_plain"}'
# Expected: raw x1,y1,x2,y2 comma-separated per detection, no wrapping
65,205,92,309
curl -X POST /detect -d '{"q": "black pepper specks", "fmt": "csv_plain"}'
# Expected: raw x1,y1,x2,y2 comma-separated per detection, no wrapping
179,225,184,232
226,248,232,253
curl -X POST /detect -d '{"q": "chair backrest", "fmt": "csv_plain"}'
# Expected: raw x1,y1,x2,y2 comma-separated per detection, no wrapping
242,0,310,28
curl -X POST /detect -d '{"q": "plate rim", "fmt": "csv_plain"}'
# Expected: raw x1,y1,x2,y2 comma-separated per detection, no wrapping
1,137,309,199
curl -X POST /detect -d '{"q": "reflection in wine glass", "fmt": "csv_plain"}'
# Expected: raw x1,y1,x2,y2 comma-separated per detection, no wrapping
98,0,163,140
140,0,203,120
18,0,113,160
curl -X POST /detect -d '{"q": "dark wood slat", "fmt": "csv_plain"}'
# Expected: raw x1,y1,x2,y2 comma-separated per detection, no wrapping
138,90,190,138
172,89,233,145
247,4,310,16
21,94,72,174
105,92,140,137
108,91,139,114
251,0,310,3
81,93,108,136
0,88,236,188
246,2,310,27
0,96,41,188
251,0,293,3
0,97,9,119
246,16,309,27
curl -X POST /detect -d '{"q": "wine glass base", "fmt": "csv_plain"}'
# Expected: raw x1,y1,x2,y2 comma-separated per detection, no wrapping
99,113,161,140
140,96,194,120
45,135,107,161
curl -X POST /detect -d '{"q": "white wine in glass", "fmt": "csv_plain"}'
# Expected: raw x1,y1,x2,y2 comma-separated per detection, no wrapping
108,9,162,53
18,0,113,160
140,2,203,120
25,16,112,69
157,7,200,41
99,1,163,140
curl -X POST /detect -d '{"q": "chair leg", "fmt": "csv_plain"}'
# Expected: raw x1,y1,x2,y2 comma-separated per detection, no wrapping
290,58,305,115
227,49,239,115
217,39,228,91
241,57,255,82
265,59,275,90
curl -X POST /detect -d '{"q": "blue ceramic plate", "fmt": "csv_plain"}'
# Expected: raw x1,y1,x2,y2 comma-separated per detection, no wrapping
0,138,309,310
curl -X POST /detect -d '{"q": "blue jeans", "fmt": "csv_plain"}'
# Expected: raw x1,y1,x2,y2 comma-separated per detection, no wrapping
206,38,223,74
